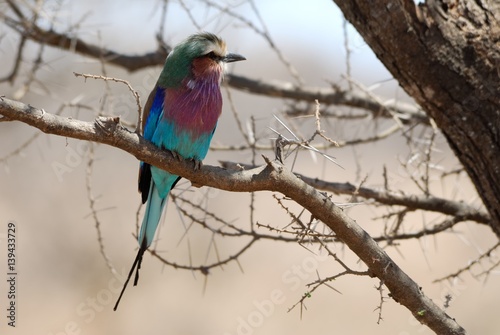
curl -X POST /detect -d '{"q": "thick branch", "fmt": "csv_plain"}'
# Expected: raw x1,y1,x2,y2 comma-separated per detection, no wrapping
333,0,500,239
0,97,466,334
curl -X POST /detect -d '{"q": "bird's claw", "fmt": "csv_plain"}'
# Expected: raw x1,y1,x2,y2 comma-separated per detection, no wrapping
193,159,203,170
170,152,202,170
191,159,204,188
171,150,182,161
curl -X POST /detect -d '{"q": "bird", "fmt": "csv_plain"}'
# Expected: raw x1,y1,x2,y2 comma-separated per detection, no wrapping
113,32,245,310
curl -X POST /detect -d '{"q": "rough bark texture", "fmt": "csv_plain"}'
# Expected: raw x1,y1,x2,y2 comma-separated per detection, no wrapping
0,97,467,334
333,0,500,236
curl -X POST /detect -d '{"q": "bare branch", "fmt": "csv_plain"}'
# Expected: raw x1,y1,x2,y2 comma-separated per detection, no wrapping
150,236,258,274
73,72,142,133
220,161,490,225
3,13,427,124
4,14,169,71
0,33,26,83
229,76,427,124
374,280,387,324
433,241,500,283
202,0,304,85
0,97,467,334
313,100,340,146
372,216,465,243
85,143,118,276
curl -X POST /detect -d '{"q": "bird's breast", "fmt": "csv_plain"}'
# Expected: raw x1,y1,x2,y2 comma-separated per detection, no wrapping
163,81,223,138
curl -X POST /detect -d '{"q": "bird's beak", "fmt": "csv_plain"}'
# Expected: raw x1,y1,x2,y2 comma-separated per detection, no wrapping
224,52,246,63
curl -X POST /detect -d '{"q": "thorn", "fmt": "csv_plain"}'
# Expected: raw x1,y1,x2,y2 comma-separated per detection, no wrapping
261,155,275,169
275,134,285,163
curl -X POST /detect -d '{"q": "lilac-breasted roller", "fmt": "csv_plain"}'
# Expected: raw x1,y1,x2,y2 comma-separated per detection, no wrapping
114,33,245,310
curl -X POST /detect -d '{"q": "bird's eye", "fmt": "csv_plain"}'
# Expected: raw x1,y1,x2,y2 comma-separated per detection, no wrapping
205,51,220,60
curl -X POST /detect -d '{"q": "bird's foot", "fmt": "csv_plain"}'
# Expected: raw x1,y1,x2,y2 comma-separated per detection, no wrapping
190,159,204,188
193,159,203,170
171,150,182,161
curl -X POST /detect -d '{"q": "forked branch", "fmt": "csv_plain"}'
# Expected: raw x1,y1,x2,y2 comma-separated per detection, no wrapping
0,97,466,334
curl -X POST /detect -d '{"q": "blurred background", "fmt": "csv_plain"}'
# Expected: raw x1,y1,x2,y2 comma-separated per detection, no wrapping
0,0,498,334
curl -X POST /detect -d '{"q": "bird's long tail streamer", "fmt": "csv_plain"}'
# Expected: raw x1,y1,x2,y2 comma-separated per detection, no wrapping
114,183,167,311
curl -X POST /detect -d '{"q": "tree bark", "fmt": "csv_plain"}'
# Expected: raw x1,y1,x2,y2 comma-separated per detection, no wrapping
333,0,500,235
0,97,467,334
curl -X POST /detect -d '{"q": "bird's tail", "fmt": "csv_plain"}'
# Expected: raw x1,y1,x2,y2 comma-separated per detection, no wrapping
138,182,168,249
114,182,167,311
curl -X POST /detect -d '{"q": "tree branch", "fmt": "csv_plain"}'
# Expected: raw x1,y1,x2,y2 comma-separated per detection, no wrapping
0,97,466,334
227,75,427,124
4,14,169,72
3,10,427,124
221,161,490,226
333,0,500,239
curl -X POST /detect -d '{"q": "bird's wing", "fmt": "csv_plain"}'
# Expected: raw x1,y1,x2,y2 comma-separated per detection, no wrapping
138,85,166,203
141,84,155,136
143,83,165,140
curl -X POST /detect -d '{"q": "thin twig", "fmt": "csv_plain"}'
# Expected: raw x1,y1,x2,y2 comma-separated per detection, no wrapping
73,72,142,133
433,241,500,283
85,143,118,276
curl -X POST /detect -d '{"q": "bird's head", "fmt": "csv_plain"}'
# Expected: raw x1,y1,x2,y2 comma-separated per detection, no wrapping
159,32,245,88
